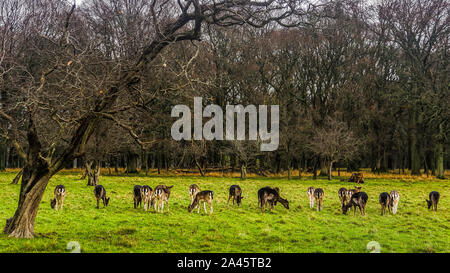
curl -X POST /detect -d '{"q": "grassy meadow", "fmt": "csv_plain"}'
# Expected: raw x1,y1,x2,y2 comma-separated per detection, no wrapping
0,170,448,253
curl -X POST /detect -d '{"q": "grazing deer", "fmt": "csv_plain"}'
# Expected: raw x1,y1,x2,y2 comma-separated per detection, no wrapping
389,190,400,214
313,188,324,211
228,185,244,207
257,186,289,213
140,185,153,211
307,186,315,208
426,191,440,212
153,185,173,213
133,185,142,209
50,185,66,211
348,173,364,184
188,184,200,205
94,185,110,209
338,187,347,208
188,190,214,215
342,191,368,216
345,186,362,204
379,192,391,215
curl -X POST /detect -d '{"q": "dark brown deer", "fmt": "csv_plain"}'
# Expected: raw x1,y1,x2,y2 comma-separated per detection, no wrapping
50,185,66,211
227,185,244,207
379,192,391,215
133,185,142,209
348,173,364,184
188,190,214,215
426,191,440,212
188,184,200,205
342,191,368,216
140,185,153,211
94,185,110,209
338,187,347,208
257,186,289,213
307,186,315,208
313,188,324,211
153,185,173,213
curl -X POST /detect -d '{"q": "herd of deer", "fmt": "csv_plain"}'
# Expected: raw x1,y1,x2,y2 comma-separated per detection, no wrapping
49,183,441,216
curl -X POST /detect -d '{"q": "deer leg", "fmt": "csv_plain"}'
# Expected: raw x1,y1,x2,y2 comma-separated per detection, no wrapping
197,201,201,213
204,202,207,214
96,198,100,209
61,198,64,211
227,195,231,208
210,201,213,214
167,200,170,213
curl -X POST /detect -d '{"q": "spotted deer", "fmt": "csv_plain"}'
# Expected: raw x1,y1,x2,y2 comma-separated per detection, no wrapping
50,185,66,211
227,185,244,207
345,186,362,205
313,188,324,211
257,186,289,213
94,185,110,209
426,191,440,212
140,185,153,211
379,192,391,215
389,190,400,214
133,185,142,209
188,184,200,205
338,187,347,208
307,186,315,208
342,191,368,216
188,190,214,215
153,185,173,213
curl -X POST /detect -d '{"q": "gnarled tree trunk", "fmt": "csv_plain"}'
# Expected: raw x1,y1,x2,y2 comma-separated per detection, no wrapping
4,122,53,238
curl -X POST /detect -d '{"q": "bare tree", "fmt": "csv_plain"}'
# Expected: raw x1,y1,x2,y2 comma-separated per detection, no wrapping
308,116,361,180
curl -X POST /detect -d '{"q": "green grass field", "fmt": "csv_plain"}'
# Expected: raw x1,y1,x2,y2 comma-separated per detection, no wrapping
0,172,448,253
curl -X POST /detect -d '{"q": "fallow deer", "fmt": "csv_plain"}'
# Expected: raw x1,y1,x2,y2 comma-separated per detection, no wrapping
313,188,324,211
379,192,391,215
307,186,315,208
188,184,200,205
188,190,214,215
133,185,142,209
257,186,289,213
50,185,66,211
338,187,347,208
227,185,244,207
426,191,440,212
153,185,173,213
140,185,153,211
345,186,362,205
389,190,400,214
94,185,110,209
342,191,368,216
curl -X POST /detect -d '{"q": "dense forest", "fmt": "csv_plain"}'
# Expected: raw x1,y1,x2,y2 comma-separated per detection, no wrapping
1,0,448,181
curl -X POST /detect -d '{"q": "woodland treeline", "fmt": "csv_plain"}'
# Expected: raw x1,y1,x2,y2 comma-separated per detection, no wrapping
1,0,449,181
